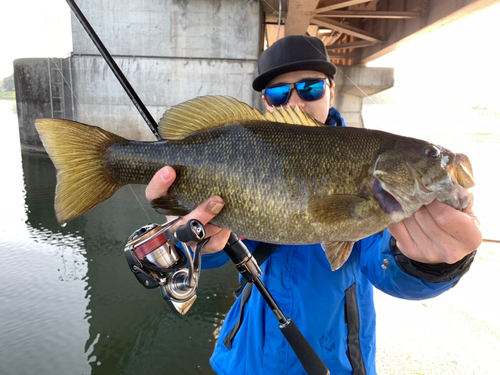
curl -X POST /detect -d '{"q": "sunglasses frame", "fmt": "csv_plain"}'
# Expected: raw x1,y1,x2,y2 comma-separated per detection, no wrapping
262,78,330,107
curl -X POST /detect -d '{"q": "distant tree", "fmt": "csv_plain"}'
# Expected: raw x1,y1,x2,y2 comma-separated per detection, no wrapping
0,74,14,91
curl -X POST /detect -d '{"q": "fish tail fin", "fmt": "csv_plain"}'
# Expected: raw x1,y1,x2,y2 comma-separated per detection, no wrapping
35,119,126,225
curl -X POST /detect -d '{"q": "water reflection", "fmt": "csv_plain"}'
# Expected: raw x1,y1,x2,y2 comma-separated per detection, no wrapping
0,101,239,375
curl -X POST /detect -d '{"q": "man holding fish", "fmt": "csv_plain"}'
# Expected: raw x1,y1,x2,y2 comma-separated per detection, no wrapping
34,34,482,375
145,36,482,374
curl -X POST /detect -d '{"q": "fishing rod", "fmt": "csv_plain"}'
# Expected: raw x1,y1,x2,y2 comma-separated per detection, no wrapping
65,2,329,374
65,0,162,141
126,222,329,375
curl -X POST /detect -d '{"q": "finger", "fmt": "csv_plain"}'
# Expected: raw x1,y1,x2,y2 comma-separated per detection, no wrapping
412,205,462,263
202,228,232,254
203,223,225,239
175,201,228,253
464,195,474,213
169,196,225,233
387,221,412,248
388,214,436,263
425,200,483,251
145,166,176,201
183,223,224,249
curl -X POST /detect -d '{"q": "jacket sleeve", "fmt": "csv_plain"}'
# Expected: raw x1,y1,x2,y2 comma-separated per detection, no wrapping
200,240,260,270
200,250,231,269
358,230,475,300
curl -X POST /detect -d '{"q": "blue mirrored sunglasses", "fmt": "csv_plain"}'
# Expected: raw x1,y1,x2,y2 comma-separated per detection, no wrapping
263,78,329,107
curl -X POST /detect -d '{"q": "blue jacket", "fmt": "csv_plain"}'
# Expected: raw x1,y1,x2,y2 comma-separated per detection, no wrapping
200,107,473,374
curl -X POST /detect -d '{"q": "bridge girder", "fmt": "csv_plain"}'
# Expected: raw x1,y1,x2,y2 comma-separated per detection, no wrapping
261,0,500,65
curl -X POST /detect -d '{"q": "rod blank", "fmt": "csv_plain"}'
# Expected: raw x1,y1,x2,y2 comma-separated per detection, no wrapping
65,0,162,140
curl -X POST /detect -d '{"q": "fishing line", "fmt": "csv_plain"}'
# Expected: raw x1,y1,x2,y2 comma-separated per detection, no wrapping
48,56,93,123
129,185,154,223
260,0,277,13
336,68,378,105
45,20,153,222
277,0,282,40
300,35,378,105
257,2,378,106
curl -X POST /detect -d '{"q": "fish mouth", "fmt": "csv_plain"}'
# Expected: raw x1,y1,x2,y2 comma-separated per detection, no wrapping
437,153,474,211
373,153,475,218
372,171,435,220
372,155,441,219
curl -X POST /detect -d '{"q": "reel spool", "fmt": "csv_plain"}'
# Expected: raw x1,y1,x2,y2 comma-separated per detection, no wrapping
124,218,206,315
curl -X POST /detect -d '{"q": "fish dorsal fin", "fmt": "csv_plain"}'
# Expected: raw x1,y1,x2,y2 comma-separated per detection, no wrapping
159,96,266,140
263,105,324,127
158,95,324,140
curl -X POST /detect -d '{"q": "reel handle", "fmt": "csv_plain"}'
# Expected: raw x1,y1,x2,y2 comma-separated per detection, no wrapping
176,219,206,243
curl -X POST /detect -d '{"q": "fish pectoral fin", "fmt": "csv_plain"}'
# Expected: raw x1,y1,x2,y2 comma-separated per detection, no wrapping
322,241,355,271
309,195,368,224
150,194,192,217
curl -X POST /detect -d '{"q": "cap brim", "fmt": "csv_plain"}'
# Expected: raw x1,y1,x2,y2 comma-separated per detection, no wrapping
253,60,337,91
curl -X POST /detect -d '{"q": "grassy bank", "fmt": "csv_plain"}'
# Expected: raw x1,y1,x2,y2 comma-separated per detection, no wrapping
0,92,15,100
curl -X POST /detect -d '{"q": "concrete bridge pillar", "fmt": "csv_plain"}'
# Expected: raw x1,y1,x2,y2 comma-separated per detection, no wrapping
14,0,394,148
67,0,262,141
333,66,395,128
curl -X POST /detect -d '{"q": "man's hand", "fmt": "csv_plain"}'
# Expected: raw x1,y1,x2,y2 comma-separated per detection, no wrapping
388,200,482,264
145,166,231,254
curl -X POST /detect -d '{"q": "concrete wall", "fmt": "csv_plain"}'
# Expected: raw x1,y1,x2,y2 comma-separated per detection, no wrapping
72,0,260,59
69,0,262,140
333,66,395,128
14,58,75,151
14,59,50,151
15,0,394,147
70,56,260,141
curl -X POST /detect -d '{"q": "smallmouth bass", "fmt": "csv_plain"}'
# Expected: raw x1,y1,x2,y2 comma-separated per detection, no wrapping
35,96,474,270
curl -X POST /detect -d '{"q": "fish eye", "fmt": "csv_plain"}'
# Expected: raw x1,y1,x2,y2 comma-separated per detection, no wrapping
424,145,441,160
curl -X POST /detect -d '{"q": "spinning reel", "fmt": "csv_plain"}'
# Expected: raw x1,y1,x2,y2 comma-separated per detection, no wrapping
124,218,207,315
124,220,330,375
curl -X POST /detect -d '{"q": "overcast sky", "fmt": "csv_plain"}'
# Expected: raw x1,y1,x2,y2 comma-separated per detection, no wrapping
2,0,72,78
2,0,500,109
367,3,500,109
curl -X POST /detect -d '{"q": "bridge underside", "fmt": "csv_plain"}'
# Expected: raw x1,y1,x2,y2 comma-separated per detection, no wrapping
262,0,500,65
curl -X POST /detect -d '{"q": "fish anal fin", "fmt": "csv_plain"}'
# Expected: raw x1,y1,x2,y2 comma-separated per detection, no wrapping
322,241,355,271
151,194,192,217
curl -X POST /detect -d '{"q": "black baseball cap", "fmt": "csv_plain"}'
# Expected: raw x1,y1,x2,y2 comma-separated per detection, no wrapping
252,35,337,91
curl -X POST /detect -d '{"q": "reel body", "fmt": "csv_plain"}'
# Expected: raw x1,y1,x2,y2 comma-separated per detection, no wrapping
124,218,206,315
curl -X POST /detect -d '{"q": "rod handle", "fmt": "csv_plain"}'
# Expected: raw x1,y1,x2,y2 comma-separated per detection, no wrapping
280,319,330,375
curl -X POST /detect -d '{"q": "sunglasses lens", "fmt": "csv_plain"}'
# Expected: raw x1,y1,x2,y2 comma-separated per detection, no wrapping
264,85,290,107
296,80,325,101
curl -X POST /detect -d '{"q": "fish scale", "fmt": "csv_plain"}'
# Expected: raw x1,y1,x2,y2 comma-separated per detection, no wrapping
35,95,474,270
104,123,397,244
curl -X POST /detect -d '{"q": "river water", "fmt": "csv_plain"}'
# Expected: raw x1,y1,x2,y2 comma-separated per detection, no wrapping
2,99,499,375
0,100,238,374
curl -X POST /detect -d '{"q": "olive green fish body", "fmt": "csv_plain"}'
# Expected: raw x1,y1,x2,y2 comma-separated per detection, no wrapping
105,123,408,244
35,96,474,270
